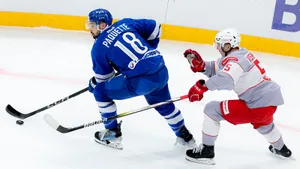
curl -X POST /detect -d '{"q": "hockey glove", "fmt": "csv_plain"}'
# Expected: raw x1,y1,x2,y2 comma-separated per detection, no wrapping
188,79,208,102
88,77,97,93
183,49,206,72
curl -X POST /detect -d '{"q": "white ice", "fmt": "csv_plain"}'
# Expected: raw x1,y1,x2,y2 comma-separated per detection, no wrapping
0,27,299,169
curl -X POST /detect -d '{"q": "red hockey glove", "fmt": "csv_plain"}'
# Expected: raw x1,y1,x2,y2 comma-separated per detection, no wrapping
188,80,208,102
183,49,206,72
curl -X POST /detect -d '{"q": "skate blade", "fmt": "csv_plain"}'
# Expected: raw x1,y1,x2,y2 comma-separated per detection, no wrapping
185,156,216,165
270,152,296,160
94,138,123,150
174,143,197,150
174,138,197,149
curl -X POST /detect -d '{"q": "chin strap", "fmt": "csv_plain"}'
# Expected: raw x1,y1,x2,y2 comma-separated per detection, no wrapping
93,35,98,39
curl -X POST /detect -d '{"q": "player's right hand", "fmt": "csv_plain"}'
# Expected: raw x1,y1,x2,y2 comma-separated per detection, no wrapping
183,49,206,72
88,77,97,93
188,80,208,102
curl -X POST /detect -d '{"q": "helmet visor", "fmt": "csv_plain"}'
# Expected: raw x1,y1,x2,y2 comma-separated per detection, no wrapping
85,21,98,30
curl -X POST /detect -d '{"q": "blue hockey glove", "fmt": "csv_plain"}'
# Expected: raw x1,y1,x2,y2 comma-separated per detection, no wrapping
88,77,97,93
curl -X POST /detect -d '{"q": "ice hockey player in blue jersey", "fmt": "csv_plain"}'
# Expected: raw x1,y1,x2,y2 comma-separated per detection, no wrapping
86,8,196,149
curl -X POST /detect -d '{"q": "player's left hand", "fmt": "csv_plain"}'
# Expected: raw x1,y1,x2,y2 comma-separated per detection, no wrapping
183,49,206,72
88,77,97,93
188,79,208,102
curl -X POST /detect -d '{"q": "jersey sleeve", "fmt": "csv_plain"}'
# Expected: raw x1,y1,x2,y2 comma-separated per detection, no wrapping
205,61,244,91
129,19,162,48
91,47,115,83
203,61,216,78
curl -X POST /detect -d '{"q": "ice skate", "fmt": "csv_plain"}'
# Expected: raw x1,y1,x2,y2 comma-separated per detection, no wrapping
94,121,123,150
185,144,215,165
269,144,292,158
175,126,197,148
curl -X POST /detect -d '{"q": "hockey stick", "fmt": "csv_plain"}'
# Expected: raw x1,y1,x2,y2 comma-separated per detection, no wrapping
6,87,89,119
44,94,188,133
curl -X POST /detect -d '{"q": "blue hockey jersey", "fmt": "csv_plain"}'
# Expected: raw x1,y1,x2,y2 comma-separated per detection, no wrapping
91,18,164,83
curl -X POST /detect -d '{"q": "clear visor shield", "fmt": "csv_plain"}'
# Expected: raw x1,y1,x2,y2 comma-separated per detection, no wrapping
85,21,98,31
213,42,221,50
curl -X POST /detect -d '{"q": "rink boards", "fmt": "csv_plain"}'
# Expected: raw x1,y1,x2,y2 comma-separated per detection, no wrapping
0,0,299,57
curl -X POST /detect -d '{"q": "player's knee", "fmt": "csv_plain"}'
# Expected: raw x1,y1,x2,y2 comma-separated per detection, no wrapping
93,83,111,102
256,122,274,135
203,113,220,136
204,101,224,122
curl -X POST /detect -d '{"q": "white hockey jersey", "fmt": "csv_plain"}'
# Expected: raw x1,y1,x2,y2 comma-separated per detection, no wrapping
204,48,284,108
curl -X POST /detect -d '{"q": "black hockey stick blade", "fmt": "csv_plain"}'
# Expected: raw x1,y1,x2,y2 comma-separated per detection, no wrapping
5,104,28,119
5,87,89,120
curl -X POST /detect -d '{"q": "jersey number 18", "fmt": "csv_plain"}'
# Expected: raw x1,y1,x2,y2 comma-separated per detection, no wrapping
114,32,148,61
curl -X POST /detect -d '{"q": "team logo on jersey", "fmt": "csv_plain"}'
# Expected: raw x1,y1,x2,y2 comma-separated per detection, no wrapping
128,61,138,69
246,53,255,62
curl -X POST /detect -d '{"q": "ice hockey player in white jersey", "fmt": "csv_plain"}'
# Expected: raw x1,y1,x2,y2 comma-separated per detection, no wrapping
183,28,292,165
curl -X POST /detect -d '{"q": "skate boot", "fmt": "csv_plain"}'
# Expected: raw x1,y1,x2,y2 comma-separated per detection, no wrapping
185,144,215,165
175,126,197,148
94,121,123,150
269,144,292,158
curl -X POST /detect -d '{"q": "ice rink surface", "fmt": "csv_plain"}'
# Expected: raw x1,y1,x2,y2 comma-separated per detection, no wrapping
0,27,299,169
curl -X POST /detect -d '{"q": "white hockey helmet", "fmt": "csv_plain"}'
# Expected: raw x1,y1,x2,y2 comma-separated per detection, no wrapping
214,28,241,49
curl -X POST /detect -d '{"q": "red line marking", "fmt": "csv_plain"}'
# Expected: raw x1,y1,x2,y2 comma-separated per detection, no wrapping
0,69,86,85
276,123,300,133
